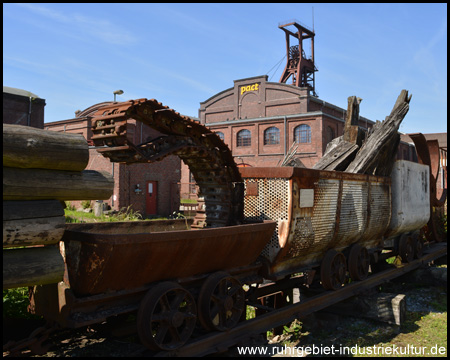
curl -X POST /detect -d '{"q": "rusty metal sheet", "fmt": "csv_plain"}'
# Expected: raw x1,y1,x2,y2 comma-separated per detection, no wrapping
408,133,447,242
409,133,447,207
241,167,391,279
62,220,276,297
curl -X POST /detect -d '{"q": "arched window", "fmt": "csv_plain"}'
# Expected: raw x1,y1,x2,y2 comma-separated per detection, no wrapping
237,129,251,147
294,124,311,143
216,131,224,141
326,126,335,144
264,127,280,145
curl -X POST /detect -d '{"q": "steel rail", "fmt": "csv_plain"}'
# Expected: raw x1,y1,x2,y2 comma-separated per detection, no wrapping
158,242,446,357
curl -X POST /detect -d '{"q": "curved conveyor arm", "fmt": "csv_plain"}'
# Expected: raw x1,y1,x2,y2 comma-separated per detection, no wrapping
90,98,243,228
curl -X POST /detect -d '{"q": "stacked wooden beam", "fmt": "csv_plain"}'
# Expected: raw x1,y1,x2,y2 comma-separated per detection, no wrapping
3,124,114,289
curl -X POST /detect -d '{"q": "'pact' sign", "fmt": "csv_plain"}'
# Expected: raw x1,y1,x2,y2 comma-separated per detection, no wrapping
240,83,259,95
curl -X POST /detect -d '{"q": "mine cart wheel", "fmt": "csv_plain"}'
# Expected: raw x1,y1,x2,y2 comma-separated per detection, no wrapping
197,271,245,331
320,249,347,291
348,244,370,281
137,282,197,351
399,233,415,263
412,233,423,259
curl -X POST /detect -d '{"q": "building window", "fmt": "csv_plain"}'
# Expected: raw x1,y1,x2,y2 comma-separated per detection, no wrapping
237,129,251,147
294,124,311,143
326,126,335,144
264,127,280,145
216,131,224,141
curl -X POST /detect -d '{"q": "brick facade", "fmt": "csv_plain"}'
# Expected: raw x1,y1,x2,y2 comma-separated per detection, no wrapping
195,75,415,172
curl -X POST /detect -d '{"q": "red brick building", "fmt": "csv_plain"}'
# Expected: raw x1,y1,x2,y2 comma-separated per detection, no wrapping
180,75,417,188
45,102,181,217
201,75,381,168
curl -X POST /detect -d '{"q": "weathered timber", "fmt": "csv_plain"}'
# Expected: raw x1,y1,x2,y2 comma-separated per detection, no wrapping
3,246,65,289
3,200,65,221
280,142,305,168
345,90,411,175
3,216,66,248
313,95,364,171
3,200,66,247
313,138,359,171
3,124,89,171
3,167,114,201
321,292,406,326
343,96,365,146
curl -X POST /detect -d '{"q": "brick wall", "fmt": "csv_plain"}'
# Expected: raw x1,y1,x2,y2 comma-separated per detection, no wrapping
44,117,92,139
193,76,418,177
118,156,181,216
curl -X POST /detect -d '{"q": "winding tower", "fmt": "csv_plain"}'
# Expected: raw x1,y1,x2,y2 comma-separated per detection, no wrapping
278,21,318,96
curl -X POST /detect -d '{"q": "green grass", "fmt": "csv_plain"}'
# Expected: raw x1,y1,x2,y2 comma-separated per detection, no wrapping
272,279,447,357
246,305,256,320
334,310,447,357
64,206,150,223
180,198,197,204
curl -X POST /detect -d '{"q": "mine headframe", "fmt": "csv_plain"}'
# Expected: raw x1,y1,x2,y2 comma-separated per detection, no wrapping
278,21,318,96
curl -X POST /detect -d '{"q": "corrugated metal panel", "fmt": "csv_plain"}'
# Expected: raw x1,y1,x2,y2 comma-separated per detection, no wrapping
281,179,340,260
361,182,391,246
311,179,340,247
335,181,368,246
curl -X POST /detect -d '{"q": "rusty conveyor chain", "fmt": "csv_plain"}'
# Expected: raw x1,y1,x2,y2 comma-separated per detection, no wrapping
90,99,243,228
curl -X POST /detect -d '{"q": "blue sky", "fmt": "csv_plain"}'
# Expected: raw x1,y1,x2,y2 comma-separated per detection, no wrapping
3,3,447,134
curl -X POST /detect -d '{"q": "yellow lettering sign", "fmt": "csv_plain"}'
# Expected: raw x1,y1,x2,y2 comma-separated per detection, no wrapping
240,83,259,95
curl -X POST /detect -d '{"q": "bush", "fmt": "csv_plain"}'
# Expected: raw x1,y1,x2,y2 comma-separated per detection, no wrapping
64,201,75,211
3,287,40,319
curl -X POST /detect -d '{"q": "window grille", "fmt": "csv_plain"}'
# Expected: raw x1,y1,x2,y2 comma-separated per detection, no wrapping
294,124,311,143
264,127,280,145
237,129,251,147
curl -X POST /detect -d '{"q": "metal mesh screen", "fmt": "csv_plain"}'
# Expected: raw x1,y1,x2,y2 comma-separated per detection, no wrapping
243,178,289,261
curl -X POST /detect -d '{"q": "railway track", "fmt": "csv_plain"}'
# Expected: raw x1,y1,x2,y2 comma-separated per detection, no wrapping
3,233,446,358
142,241,446,357
4,97,446,358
